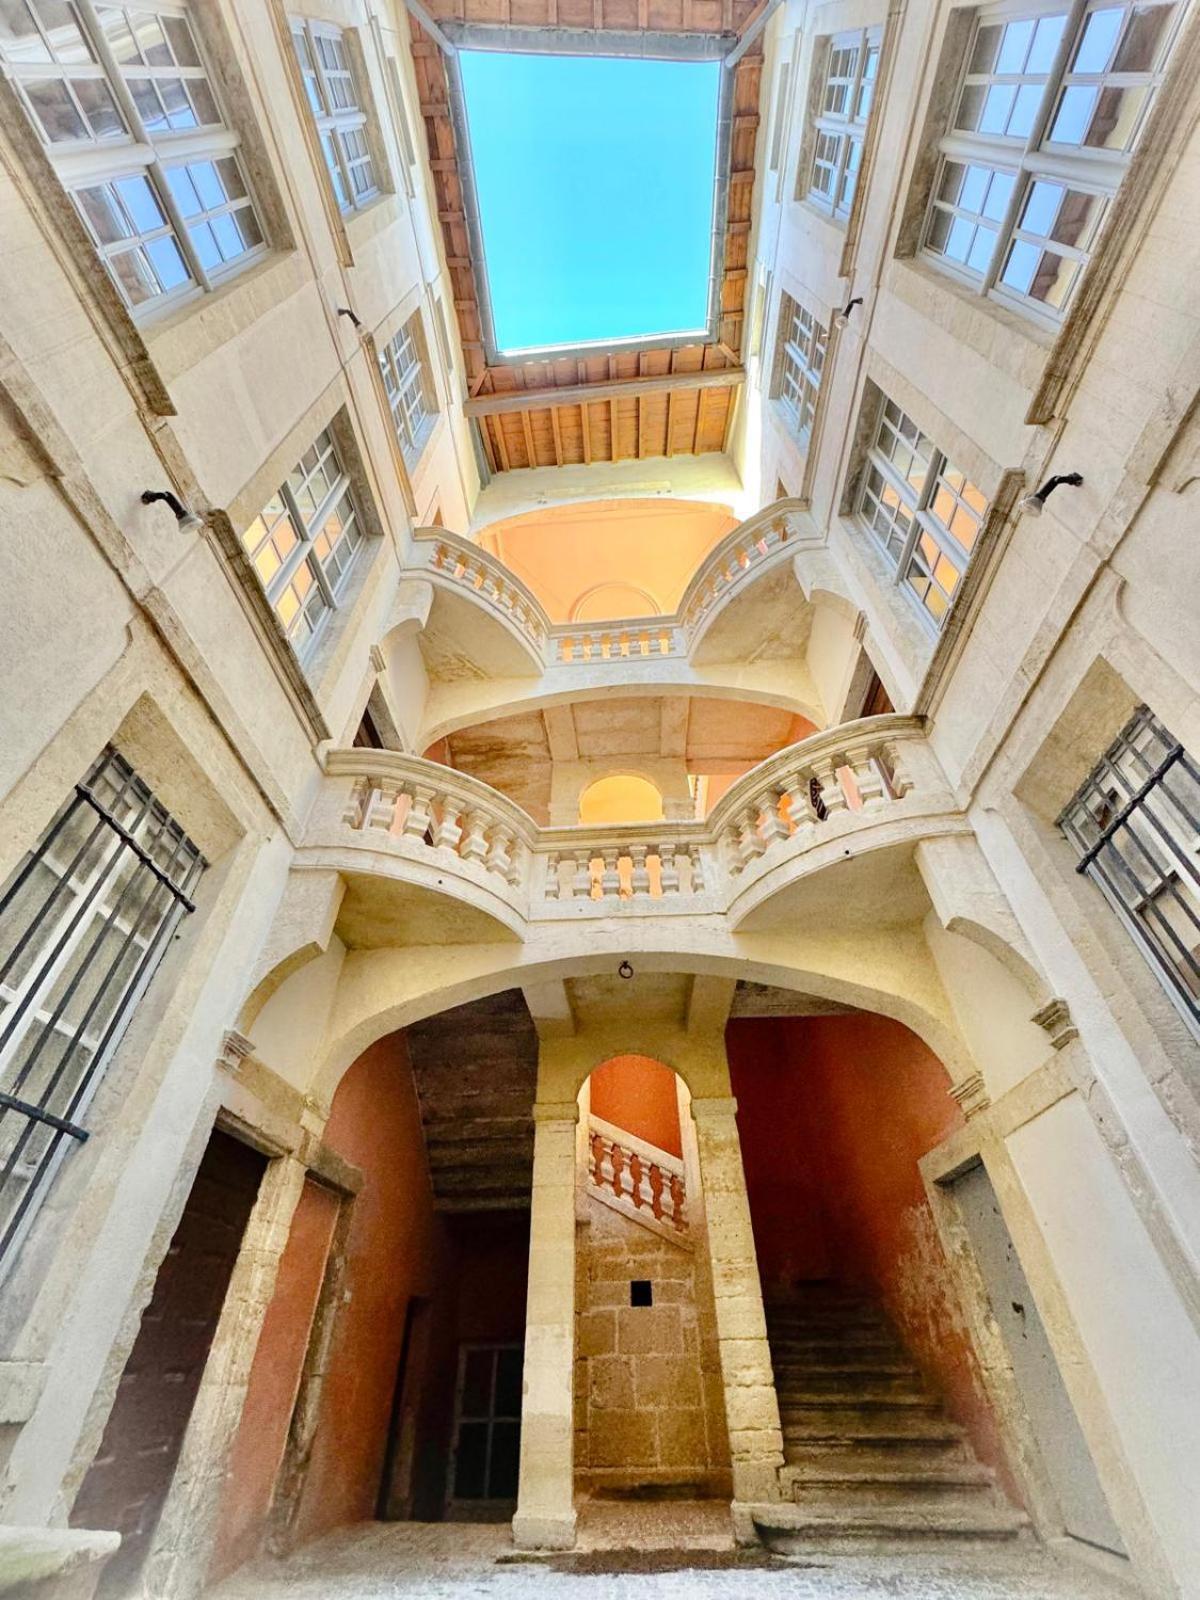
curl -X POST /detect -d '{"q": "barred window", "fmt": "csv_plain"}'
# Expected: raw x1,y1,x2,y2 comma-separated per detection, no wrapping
774,293,827,442
240,427,365,662
0,1,265,315
291,19,378,212
379,316,435,468
856,394,989,628
923,1,1180,323
1060,707,1200,1032
803,26,881,219
0,749,204,1272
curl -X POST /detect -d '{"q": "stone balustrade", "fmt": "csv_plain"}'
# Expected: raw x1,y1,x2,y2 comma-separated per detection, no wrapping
314,717,952,926
412,526,551,656
678,502,812,641
548,619,687,664
586,1114,687,1238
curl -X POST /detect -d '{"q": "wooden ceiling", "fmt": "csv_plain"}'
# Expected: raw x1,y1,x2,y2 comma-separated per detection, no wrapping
408,0,765,473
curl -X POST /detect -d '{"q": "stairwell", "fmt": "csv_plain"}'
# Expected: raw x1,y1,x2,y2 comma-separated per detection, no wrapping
753,1283,1028,1550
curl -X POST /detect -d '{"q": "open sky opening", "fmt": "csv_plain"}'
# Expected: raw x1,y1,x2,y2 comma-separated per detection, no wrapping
458,50,722,357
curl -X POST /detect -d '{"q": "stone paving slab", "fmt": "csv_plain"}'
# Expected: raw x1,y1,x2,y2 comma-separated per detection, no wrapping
208,1522,1137,1600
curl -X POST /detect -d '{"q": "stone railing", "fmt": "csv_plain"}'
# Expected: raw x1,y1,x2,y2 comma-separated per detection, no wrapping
678,500,814,642
586,1114,688,1241
547,617,687,664
409,503,816,677
411,526,551,657
313,717,953,926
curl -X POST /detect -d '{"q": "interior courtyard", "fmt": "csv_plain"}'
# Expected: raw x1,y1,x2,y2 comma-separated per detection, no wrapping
0,0,1198,1597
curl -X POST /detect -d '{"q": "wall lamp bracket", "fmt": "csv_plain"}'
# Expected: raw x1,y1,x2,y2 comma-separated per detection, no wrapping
1019,471,1084,518
141,489,204,533
337,306,363,330
834,296,864,329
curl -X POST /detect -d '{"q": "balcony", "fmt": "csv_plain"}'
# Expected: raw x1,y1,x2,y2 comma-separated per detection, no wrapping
302,716,963,941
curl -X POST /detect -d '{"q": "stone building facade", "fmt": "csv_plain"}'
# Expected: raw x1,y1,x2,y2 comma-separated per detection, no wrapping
0,0,1198,1597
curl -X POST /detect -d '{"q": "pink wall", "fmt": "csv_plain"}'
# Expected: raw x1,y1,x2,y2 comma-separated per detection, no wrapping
590,1054,682,1157
727,1014,1016,1498
209,1178,339,1583
289,1033,438,1545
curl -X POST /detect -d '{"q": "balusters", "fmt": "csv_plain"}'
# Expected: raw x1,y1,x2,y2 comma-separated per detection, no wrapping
572,855,592,899
810,755,848,818
430,796,463,852
780,769,818,847
759,786,790,845
728,805,761,874
659,841,680,896
629,843,650,897
342,776,370,828
599,848,620,898
460,808,490,864
367,777,401,833
668,1172,685,1230
402,782,436,841
845,743,887,809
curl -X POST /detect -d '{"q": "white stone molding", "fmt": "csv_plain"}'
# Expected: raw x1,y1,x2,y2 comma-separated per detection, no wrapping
1032,997,1080,1051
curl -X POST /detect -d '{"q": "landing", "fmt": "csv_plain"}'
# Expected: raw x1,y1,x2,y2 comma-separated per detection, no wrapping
208,1521,1133,1600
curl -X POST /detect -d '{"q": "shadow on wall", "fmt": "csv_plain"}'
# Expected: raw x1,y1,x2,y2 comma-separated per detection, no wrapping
727,1014,1017,1501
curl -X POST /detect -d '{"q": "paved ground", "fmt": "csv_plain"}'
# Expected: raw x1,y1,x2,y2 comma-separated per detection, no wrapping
210,1517,1137,1600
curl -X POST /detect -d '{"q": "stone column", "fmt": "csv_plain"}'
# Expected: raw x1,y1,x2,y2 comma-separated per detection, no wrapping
691,1094,784,1524
513,1099,579,1550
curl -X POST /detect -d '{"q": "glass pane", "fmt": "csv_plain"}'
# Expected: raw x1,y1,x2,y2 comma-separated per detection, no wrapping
111,245,160,305
73,76,124,139
1,1,52,65
1073,6,1124,72
1114,4,1171,70
77,183,128,243
461,1348,493,1417
24,79,86,141
453,1422,489,1499
144,233,188,291
494,1347,522,1416
489,1421,520,1499
114,173,162,231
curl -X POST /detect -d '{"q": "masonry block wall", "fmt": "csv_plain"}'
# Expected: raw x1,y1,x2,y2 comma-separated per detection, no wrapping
574,1201,729,1495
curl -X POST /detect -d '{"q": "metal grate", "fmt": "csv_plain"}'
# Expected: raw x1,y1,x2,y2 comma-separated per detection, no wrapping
1059,706,1200,1032
0,748,205,1271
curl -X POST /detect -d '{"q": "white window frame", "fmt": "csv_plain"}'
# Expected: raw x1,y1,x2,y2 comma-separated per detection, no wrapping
803,26,881,221
0,747,204,1277
773,291,827,443
291,17,379,213
379,315,436,469
921,0,1183,326
0,0,267,318
240,427,366,664
855,393,990,631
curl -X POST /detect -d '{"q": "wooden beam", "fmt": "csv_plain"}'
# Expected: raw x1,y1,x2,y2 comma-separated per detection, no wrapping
520,410,537,469
580,400,592,465
491,417,510,473
463,366,746,419
549,406,564,467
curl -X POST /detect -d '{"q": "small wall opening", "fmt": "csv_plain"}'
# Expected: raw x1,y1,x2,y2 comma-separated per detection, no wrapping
578,774,664,825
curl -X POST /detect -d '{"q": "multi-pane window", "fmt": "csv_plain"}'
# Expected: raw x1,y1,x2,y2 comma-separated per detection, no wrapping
291,19,378,212
804,27,881,219
0,749,204,1272
240,427,365,661
1060,707,1200,1033
0,1,264,314
924,1,1180,321
856,394,989,627
774,293,827,441
379,316,434,468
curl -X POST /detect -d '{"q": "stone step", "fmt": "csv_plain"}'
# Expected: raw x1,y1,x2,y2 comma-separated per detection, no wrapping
779,1391,940,1412
774,1370,927,1400
751,1498,1028,1549
782,1411,968,1445
783,1454,992,1489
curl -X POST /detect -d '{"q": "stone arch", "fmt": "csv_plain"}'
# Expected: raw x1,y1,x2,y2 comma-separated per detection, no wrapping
568,581,663,621
577,771,666,824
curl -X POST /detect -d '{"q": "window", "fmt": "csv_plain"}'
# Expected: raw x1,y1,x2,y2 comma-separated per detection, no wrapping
774,292,828,441
291,18,378,211
923,1,1180,322
768,59,789,172
0,748,204,1272
379,316,435,468
240,427,365,661
1060,707,1200,1034
856,394,989,628
0,1,265,315
804,27,881,219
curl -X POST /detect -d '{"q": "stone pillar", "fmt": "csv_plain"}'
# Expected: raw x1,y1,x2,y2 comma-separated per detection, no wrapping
513,1099,579,1550
691,1095,784,1526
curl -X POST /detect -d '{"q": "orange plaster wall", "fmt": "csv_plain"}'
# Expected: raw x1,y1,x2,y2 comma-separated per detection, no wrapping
589,1054,682,1158
289,1032,438,1546
727,1014,1016,1498
209,1177,340,1584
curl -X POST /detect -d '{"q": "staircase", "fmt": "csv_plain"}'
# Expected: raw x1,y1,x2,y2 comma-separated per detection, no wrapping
753,1283,1028,1550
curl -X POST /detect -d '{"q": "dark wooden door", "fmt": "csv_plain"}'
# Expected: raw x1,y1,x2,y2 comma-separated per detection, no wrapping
71,1127,266,1596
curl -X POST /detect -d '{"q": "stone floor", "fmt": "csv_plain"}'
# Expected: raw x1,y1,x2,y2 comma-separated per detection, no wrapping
209,1515,1138,1600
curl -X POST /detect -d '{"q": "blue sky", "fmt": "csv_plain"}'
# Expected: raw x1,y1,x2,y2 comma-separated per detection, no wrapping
459,51,721,353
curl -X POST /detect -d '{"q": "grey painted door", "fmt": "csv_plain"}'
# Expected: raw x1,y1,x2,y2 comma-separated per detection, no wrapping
952,1161,1126,1555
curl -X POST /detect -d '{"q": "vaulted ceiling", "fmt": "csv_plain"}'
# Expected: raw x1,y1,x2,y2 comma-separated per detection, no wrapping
408,0,766,473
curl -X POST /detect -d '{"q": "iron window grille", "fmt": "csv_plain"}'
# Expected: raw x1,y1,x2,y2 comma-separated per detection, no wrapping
0,0,266,316
240,426,365,663
291,19,378,212
803,26,881,220
379,317,435,469
774,292,828,442
856,393,989,630
0,748,204,1274
1059,706,1200,1034
922,0,1181,325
